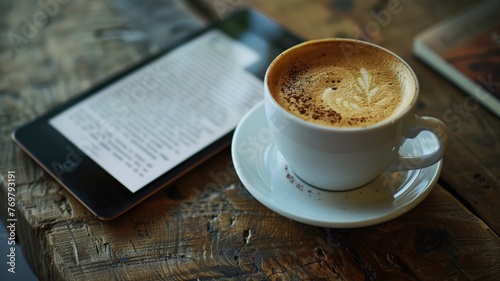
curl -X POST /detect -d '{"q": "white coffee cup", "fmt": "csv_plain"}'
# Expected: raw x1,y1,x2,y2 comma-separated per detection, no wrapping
264,39,448,191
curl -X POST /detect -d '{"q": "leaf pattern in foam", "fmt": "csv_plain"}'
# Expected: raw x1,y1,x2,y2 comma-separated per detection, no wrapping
322,67,387,115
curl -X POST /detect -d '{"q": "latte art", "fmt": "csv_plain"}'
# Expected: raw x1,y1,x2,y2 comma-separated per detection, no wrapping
320,67,401,126
268,41,414,127
322,68,383,112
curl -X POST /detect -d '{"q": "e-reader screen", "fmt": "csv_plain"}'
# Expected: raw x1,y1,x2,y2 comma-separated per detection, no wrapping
49,30,262,193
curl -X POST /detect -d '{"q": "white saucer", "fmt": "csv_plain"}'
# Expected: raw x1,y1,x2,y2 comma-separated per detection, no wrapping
231,102,442,228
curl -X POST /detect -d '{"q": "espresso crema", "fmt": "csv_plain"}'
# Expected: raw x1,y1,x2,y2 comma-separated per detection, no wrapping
268,40,415,127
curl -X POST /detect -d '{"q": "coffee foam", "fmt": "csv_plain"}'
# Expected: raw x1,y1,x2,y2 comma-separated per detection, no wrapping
268,41,415,127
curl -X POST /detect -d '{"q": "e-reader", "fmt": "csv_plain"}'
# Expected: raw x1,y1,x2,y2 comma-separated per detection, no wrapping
12,9,303,220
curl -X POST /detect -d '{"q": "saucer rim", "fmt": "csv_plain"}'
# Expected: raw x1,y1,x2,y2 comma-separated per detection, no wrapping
231,102,442,228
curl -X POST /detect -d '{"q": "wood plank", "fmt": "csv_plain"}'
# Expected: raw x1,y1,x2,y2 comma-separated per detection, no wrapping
1,154,499,280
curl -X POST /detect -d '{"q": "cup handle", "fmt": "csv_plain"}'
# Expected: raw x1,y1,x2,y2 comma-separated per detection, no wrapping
387,115,449,171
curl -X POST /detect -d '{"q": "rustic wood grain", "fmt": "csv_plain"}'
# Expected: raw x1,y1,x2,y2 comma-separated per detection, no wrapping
1,0,499,280
1,151,499,280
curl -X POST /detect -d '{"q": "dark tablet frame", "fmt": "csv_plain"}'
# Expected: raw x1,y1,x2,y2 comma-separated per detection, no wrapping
12,8,303,220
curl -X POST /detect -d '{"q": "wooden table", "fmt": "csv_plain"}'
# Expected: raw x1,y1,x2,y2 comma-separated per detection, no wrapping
1,0,499,280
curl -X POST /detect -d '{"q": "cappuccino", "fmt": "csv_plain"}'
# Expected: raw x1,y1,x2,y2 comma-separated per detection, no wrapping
267,40,415,127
